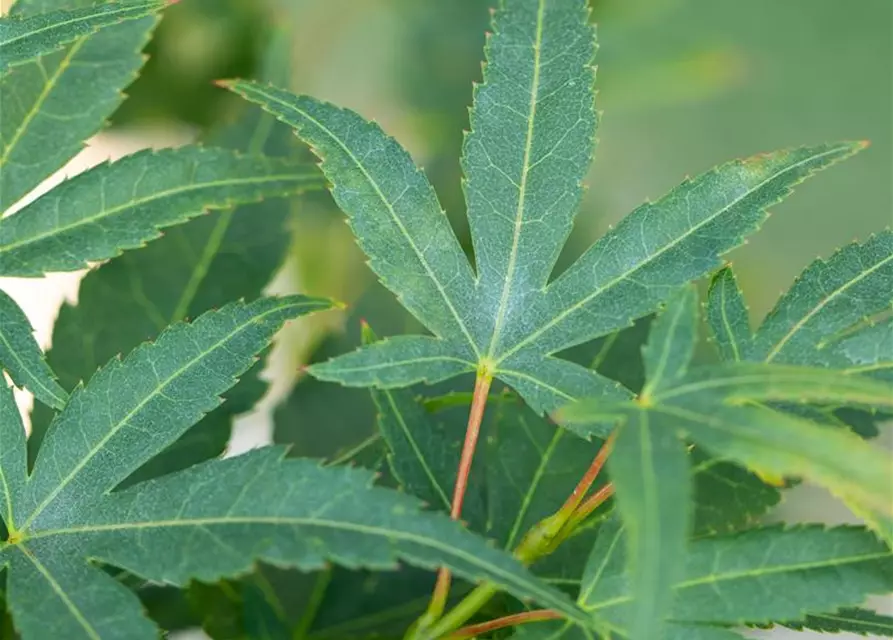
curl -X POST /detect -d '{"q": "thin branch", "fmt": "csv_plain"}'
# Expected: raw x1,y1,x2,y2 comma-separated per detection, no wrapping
449,610,562,638
426,372,493,620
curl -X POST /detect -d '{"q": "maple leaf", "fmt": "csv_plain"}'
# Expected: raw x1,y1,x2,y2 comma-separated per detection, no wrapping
559,282,893,636
26,27,312,482
0,298,594,638
221,0,863,428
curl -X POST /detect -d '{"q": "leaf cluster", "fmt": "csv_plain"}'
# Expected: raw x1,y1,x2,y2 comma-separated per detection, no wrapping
0,0,890,639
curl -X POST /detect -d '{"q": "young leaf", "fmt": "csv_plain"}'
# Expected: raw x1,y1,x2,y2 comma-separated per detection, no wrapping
582,523,893,628
0,0,161,212
640,285,699,395
749,230,893,364
2,448,590,639
27,30,311,481
0,0,163,73
706,266,751,362
0,147,323,277
223,0,861,419
561,333,893,542
564,391,893,532
0,288,66,409
608,286,696,640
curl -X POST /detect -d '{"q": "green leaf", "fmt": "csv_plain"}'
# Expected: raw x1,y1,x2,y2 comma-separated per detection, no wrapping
581,523,893,628
750,230,893,364
0,297,336,638
706,266,751,362
656,362,893,411
690,451,780,534
0,287,66,409
310,336,475,388
561,352,893,541
3,448,588,639
783,607,893,636
0,146,323,277
641,285,699,395
372,384,464,515
223,0,861,420
607,408,690,640
0,0,160,212
18,296,332,530
0,0,163,73
0,381,27,531
829,315,893,382
27,31,307,482
602,286,696,640
462,0,597,346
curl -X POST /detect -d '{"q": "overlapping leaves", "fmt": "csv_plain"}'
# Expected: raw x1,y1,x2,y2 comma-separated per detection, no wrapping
0,297,596,639
558,283,893,637
1,0,162,212
537,516,893,639
26,28,313,480
0,0,162,73
223,0,864,424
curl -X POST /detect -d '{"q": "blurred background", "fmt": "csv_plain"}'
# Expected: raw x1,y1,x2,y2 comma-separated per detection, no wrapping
1,0,891,637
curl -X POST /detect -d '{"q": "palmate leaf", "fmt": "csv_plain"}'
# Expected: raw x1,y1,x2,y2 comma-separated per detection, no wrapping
575,518,893,633
0,0,163,74
27,27,311,483
0,297,332,637
557,286,893,634
0,451,591,639
1,0,161,212
561,364,893,543
222,0,863,426
0,287,66,410
0,146,323,277
0,299,591,639
1,296,591,638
